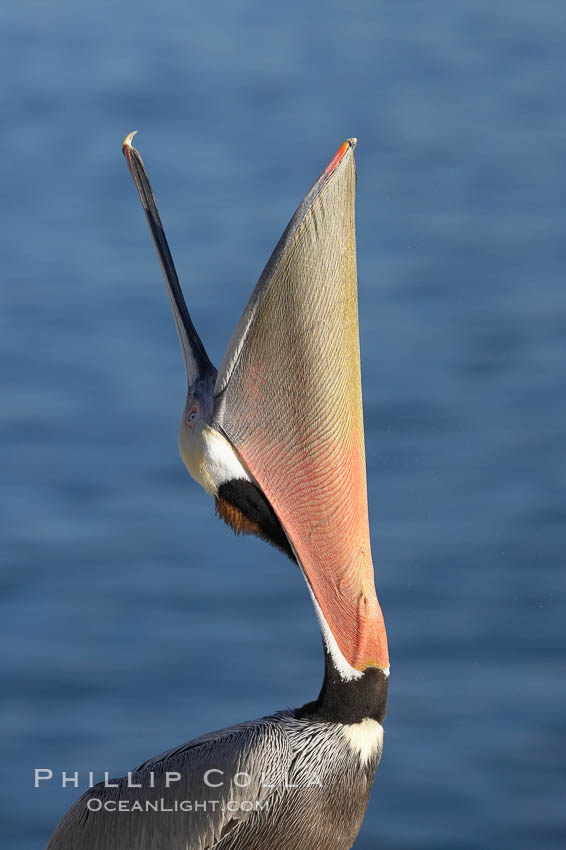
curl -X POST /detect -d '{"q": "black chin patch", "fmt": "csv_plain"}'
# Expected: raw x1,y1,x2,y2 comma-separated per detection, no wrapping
216,479,295,562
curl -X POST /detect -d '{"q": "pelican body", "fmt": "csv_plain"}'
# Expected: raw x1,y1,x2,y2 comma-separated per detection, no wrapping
47,135,389,850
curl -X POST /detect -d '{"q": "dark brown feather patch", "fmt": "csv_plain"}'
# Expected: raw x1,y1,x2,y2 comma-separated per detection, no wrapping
214,480,295,561
215,497,264,538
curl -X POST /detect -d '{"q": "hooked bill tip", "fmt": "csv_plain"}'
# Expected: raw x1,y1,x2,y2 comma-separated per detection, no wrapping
122,130,139,151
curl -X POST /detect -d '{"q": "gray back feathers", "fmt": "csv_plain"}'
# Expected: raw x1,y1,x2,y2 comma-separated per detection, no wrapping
47,711,382,850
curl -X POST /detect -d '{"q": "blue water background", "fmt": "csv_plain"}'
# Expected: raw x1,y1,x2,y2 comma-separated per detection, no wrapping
1,1,565,847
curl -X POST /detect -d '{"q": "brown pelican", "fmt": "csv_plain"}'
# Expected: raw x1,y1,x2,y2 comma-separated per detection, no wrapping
46,133,389,850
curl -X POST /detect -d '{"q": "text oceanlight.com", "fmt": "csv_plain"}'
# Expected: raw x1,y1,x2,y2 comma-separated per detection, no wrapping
85,798,270,813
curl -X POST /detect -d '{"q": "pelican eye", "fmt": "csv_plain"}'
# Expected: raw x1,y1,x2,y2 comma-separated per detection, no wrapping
186,408,198,426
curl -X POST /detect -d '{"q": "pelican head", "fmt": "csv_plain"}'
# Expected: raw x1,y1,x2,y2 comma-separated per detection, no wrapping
122,133,229,496
122,132,389,684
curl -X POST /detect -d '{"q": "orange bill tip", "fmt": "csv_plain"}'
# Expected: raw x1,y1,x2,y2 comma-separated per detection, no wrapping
325,138,357,178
